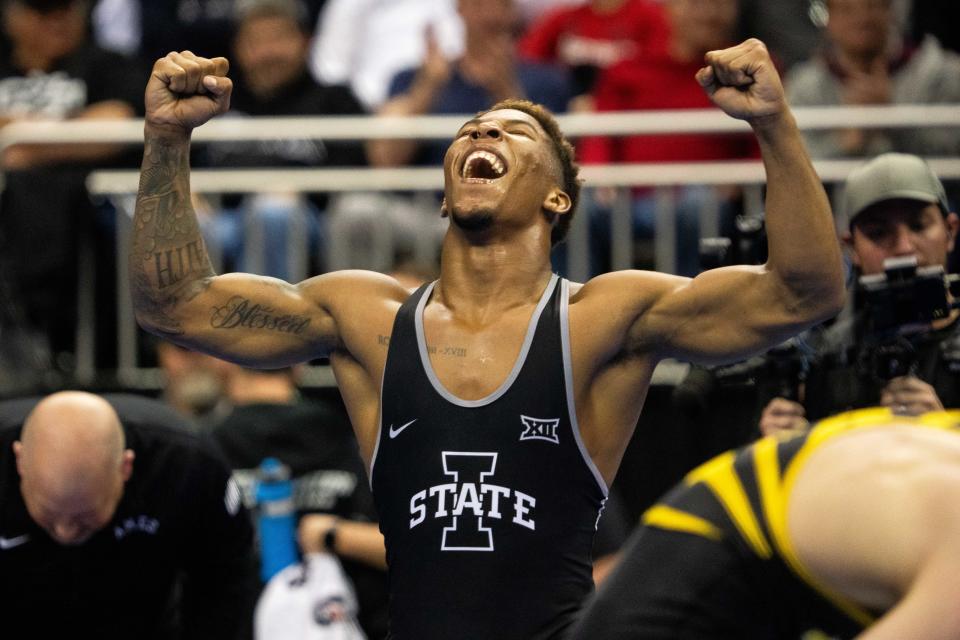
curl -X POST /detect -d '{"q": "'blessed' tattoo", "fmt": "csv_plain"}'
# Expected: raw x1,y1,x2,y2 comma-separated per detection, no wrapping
211,297,311,334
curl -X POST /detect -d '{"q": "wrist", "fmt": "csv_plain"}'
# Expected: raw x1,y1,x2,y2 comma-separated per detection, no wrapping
144,121,192,143
321,518,340,553
748,109,795,139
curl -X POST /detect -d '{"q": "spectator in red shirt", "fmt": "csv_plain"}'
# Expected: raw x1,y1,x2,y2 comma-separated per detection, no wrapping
578,0,757,275
518,0,669,109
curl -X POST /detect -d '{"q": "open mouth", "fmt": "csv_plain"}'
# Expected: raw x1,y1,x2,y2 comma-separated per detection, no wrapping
461,150,508,182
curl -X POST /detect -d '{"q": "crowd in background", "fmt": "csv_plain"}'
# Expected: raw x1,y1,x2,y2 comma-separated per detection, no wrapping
0,0,959,636
0,0,957,381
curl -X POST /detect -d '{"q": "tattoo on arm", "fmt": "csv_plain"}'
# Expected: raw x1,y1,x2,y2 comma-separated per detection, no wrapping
129,135,215,332
210,297,311,334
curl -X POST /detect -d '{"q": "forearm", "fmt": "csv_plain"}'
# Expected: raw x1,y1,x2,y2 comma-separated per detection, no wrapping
129,127,216,335
331,520,388,570
754,112,845,315
39,101,137,164
2,101,135,168
367,75,440,167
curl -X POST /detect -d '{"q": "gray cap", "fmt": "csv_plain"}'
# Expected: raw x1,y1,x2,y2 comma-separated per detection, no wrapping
843,153,951,228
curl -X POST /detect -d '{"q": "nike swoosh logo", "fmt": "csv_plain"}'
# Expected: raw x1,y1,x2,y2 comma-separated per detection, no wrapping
0,534,30,550
388,419,417,439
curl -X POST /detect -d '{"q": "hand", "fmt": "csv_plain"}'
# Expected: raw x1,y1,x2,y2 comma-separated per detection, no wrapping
145,51,232,137
419,24,452,89
695,39,786,124
881,376,944,416
840,57,891,106
759,397,809,438
297,513,339,554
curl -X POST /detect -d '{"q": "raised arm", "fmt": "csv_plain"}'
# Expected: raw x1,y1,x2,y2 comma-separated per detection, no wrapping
586,40,845,365
129,52,399,367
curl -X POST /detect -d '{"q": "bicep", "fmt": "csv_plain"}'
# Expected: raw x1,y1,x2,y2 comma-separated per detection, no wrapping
631,265,807,364
159,272,339,368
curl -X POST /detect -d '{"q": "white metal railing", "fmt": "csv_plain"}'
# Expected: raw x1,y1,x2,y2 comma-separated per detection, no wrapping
2,105,960,145
1,106,957,388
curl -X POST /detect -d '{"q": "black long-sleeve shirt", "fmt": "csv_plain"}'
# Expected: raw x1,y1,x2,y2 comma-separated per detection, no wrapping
0,394,258,640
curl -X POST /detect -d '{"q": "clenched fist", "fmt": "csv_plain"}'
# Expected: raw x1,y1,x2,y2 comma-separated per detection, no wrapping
144,51,232,137
695,38,786,125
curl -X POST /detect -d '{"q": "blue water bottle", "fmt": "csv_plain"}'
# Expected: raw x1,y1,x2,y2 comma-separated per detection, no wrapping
255,457,298,582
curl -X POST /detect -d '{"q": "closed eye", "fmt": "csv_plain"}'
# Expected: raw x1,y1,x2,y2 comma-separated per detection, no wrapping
507,128,533,138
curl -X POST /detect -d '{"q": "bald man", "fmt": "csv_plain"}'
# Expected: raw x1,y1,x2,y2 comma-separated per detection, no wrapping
0,392,257,640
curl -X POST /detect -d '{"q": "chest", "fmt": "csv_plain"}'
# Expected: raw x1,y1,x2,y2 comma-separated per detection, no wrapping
421,311,537,401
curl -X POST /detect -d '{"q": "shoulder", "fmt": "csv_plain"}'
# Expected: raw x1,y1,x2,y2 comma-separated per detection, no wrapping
573,269,689,310
569,270,689,344
299,269,412,310
912,35,960,67
297,270,415,345
907,37,960,92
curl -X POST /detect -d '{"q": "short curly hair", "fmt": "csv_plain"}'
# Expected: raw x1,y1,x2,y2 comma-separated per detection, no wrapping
481,99,582,246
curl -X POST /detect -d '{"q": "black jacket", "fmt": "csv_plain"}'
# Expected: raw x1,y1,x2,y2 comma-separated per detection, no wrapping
0,394,258,640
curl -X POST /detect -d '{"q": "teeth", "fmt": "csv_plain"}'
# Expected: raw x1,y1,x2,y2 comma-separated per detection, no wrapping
462,150,506,179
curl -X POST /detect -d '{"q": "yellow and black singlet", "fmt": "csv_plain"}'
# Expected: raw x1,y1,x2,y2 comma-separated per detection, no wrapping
569,408,960,640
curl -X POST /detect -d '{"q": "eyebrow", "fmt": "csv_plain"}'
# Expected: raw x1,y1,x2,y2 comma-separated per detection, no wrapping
456,118,540,135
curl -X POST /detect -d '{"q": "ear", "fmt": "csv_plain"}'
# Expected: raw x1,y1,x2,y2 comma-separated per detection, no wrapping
121,450,135,483
542,188,572,218
945,212,959,252
841,229,860,268
440,198,449,218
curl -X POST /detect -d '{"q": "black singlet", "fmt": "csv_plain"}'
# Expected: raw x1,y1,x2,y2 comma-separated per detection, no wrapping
372,274,608,640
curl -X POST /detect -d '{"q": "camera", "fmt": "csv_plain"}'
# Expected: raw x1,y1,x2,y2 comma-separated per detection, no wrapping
673,337,809,416
858,256,955,337
857,256,960,380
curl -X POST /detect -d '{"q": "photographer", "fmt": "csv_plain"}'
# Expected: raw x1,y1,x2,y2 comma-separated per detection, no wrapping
760,153,960,436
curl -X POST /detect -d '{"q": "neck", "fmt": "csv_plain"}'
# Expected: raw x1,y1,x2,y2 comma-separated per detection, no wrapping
244,69,302,103
464,29,512,60
835,37,895,73
668,39,706,64
436,226,554,320
837,48,885,73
